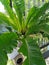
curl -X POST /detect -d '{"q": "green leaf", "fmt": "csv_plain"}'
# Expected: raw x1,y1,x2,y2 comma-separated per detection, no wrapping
19,37,46,65
19,39,29,65
26,25,40,35
0,0,15,20
26,37,46,65
13,0,25,24
0,32,18,52
0,12,17,30
26,6,39,26
0,0,21,32
40,24,49,35
26,17,49,35
39,13,49,24
0,32,18,65
27,2,49,27
39,17,49,24
0,51,8,65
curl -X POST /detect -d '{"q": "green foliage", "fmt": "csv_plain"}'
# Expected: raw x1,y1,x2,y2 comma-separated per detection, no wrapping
0,32,18,65
27,2,49,27
0,12,17,30
40,24,49,35
13,0,25,24
0,51,8,65
0,0,49,65
0,0,21,31
26,6,39,26
19,37,46,65
0,32,18,51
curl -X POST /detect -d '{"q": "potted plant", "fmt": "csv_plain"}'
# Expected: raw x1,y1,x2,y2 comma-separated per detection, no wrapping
0,0,49,65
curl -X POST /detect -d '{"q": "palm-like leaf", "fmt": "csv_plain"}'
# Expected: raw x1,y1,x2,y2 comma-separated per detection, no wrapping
13,0,25,25
0,51,8,65
19,37,46,65
26,6,39,26
0,0,49,65
0,32,18,65
0,12,17,30
26,18,49,35
0,0,21,32
27,2,49,27
26,3,49,35
40,24,49,35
